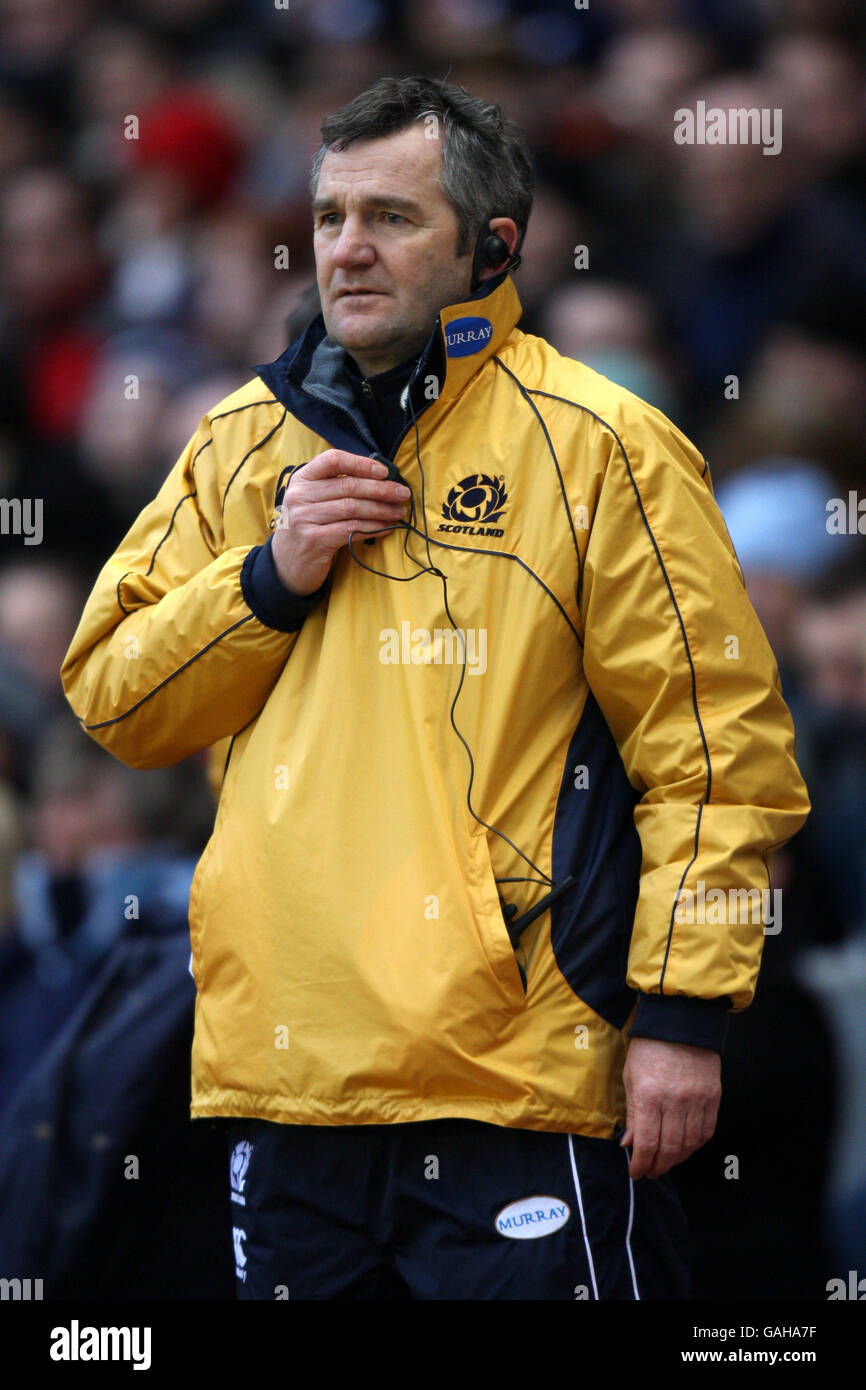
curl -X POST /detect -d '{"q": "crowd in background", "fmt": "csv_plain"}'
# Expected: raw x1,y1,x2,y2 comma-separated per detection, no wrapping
0,0,864,1300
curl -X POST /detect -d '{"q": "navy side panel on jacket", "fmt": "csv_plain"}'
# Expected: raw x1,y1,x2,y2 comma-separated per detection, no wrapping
549,690,642,1028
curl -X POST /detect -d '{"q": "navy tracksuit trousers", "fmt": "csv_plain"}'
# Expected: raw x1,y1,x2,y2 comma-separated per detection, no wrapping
225,1117,691,1300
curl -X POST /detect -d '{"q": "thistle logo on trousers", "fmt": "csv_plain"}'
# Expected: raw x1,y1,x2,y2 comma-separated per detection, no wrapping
230,1139,252,1206
495,1195,571,1239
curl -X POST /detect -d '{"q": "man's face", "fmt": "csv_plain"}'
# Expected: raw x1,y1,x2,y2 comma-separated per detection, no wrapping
312,123,475,376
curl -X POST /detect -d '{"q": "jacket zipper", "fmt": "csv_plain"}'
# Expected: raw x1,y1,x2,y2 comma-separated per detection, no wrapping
297,378,378,456
296,341,437,465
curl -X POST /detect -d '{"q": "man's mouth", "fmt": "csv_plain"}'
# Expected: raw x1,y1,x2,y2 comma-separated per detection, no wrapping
336,288,384,298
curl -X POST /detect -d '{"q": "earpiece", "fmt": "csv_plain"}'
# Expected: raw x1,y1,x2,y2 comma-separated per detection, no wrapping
480,230,510,267
470,221,521,290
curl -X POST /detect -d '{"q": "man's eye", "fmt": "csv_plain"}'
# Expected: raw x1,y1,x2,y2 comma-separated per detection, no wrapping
383,212,406,224
317,212,340,227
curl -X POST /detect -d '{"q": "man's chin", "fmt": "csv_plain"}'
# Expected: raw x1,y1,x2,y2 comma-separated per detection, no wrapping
325,311,406,355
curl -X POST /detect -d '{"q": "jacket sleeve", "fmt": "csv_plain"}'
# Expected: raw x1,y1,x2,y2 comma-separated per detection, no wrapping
61,414,325,770
578,404,811,1053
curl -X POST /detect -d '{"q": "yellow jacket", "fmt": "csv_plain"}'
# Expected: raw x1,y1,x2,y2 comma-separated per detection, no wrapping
61,273,810,1136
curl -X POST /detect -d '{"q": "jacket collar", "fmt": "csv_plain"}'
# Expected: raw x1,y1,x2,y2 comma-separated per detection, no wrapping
253,271,523,456
433,270,522,403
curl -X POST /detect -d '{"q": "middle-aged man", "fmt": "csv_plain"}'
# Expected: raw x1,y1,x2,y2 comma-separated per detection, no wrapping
62,77,810,1300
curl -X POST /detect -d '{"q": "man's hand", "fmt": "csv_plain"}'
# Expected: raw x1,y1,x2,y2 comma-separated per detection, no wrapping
271,449,411,595
620,1036,721,1179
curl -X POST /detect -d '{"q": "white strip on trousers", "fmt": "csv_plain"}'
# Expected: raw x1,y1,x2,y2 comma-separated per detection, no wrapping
566,1135,642,1300
623,1149,640,1300
567,1133,599,1300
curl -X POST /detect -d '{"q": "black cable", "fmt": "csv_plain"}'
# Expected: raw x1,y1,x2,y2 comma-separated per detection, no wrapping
344,374,559,889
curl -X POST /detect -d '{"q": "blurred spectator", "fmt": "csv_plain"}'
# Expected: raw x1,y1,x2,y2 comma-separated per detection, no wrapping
0,560,83,700
70,24,175,189
0,93,50,177
0,561,85,784
77,327,220,510
645,72,866,419
761,0,866,39
797,563,866,718
793,557,866,941
0,165,107,442
713,461,864,947
0,0,93,124
159,372,247,472
595,24,714,149
703,330,866,490
404,0,512,64
714,459,841,662
540,279,679,415
0,714,206,1117
764,34,865,196
104,86,244,327
0,780,22,939
190,210,280,365
507,182,579,322
125,88,243,216
258,276,320,363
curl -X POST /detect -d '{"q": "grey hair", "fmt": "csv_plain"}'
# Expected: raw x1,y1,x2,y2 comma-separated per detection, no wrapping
309,76,533,259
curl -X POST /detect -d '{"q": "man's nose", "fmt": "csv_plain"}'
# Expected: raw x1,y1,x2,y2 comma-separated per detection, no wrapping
330,217,375,268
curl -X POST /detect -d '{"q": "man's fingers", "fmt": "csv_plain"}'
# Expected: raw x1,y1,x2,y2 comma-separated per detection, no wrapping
272,447,411,593
701,1091,721,1148
321,473,409,503
290,520,404,552
285,465,410,515
643,1092,720,1178
621,1072,635,1151
681,1096,706,1157
631,1093,721,1180
645,1105,687,1178
300,449,391,481
627,1101,661,1180
285,495,408,527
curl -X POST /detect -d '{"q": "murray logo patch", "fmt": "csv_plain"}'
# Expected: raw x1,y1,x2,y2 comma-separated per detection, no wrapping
495,1195,571,1240
444,316,493,357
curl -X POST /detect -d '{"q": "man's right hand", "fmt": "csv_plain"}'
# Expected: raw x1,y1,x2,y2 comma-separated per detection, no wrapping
271,449,411,595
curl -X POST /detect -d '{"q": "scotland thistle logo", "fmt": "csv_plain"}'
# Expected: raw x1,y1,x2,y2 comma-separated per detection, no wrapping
441,474,509,534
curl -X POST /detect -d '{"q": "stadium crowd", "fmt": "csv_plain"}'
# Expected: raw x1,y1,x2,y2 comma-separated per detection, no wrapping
0,0,864,1300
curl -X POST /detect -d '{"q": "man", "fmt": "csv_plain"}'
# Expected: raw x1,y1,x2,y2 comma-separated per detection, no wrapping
61,77,810,1300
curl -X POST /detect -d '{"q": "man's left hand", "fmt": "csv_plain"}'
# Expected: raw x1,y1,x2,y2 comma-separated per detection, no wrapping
620,1037,721,1179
